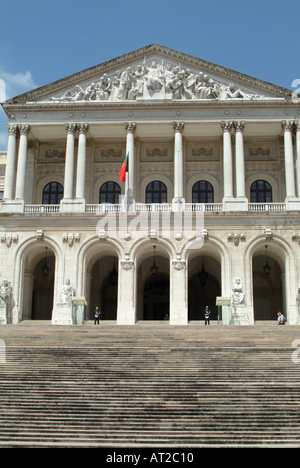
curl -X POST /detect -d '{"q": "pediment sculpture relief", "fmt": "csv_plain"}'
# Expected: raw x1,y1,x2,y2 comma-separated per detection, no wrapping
51,59,266,103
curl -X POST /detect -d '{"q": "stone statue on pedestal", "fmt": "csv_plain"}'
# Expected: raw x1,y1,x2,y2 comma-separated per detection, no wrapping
60,279,75,305
0,279,12,305
231,278,245,305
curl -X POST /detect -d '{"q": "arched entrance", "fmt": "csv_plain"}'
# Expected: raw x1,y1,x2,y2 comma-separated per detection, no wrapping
143,274,170,320
22,245,56,320
90,255,118,320
136,243,170,321
188,252,221,322
252,245,284,321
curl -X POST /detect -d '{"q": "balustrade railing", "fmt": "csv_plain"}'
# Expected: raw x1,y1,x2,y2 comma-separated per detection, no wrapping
248,203,286,212
24,204,60,213
20,202,287,214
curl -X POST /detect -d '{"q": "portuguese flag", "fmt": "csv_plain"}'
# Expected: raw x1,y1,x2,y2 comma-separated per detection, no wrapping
119,153,129,182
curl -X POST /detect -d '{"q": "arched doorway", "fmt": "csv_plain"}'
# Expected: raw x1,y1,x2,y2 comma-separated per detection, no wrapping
90,255,118,320
136,243,170,321
188,252,221,322
143,274,170,320
22,245,56,320
252,246,284,321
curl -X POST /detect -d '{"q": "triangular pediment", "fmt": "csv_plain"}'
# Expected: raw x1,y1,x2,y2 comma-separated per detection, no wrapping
2,44,293,107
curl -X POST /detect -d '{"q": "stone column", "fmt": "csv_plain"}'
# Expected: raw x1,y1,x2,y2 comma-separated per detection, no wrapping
221,121,234,200
170,260,188,325
117,260,136,325
282,120,296,198
124,122,136,212
234,121,246,197
295,121,300,197
62,123,77,200
15,124,30,201
3,124,18,201
233,121,248,211
282,120,300,210
172,121,185,211
75,123,89,203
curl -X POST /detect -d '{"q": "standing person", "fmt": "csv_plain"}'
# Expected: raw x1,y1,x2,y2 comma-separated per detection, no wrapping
94,307,101,325
204,306,211,326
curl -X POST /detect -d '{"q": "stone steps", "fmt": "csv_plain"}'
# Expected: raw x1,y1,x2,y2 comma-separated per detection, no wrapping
0,322,299,447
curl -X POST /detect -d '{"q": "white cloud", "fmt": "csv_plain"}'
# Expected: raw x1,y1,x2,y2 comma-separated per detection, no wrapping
0,70,37,101
0,69,37,150
0,131,8,151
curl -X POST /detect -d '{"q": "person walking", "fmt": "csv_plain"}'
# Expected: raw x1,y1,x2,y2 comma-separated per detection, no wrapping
94,307,101,325
204,306,211,325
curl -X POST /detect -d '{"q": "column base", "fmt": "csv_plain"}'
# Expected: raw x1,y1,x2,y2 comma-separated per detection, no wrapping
1,199,25,213
223,197,248,212
172,197,185,212
285,197,300,211
170,306,188,325
121,197,136,213
117,308,136,325
60,198,86,213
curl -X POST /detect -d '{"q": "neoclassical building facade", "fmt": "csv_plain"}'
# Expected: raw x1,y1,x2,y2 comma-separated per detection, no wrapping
1,44,300,325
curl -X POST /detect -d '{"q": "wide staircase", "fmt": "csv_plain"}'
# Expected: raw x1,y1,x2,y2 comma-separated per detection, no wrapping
0,321,299,448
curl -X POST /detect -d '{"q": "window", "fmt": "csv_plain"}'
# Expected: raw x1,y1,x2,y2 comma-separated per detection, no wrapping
192,181,214,203
146,181,167,204
100,182,121,204
250,180,272,203
42,182,63,205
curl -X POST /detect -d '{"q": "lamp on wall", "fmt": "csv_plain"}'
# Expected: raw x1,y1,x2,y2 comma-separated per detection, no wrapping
198,256,208,286
263,245,271,276
41,247,50,277
109,258,118,286
150,246,159,276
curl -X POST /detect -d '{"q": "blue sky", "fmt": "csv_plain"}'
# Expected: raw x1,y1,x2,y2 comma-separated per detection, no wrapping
0,0,299,150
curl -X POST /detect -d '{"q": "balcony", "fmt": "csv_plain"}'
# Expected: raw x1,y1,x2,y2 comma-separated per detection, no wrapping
15,202,287,215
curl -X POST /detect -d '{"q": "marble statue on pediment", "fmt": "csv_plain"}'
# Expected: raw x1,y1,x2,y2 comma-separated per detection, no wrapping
50,59,268,103
95,74,111,101
117,67,134,100
146,61,164,91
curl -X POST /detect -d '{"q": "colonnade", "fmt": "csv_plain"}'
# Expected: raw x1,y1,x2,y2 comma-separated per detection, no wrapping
2,120,300,212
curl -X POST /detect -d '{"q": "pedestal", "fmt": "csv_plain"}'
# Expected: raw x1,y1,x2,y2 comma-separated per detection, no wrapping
72,297,87,325
230,303,250,325
223,198,248,212
52,304,73,325
1,199,25,213
0,304,8,325
172,197,185,212
60,199,86,213
285,197,300,211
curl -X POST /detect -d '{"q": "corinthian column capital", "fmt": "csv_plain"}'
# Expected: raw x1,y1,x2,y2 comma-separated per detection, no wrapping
124,122,136,134
234,121,245,132
282,120,295,132
65,123,77,134
221,121,233,132
7,124,18,136
19,124,30,136
78,123,89,134
173,121,185,133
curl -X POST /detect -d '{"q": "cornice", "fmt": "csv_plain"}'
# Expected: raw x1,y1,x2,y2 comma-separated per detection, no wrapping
3,98,297,115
